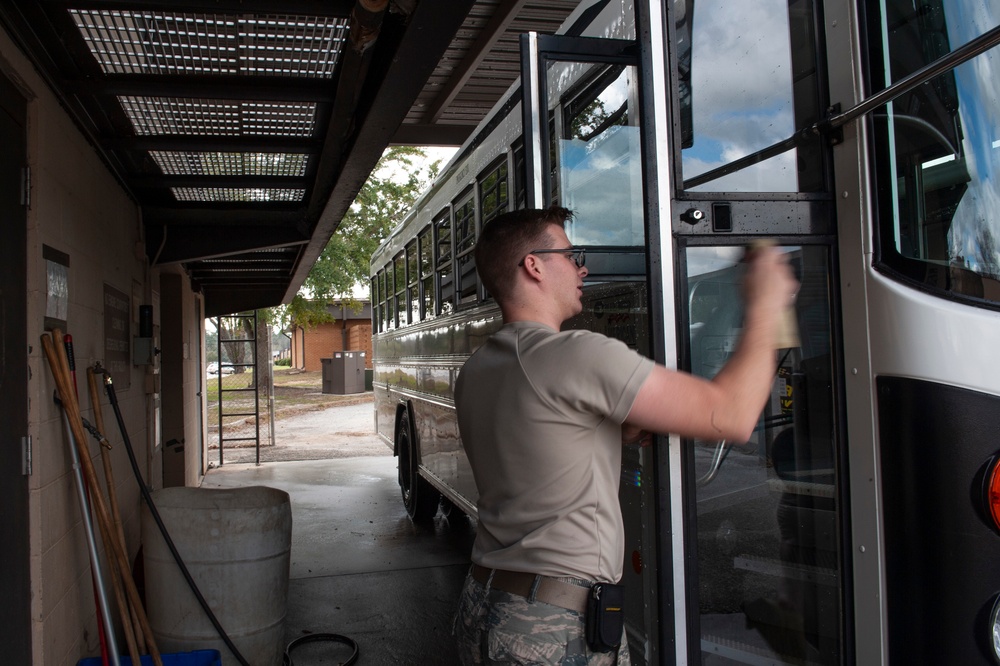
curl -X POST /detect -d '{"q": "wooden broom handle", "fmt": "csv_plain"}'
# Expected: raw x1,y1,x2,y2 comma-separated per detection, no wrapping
41,331,163,666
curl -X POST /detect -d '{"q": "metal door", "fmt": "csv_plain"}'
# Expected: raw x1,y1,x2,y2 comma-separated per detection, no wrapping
0,70,32,663
667,0,847,663
521,24,664,664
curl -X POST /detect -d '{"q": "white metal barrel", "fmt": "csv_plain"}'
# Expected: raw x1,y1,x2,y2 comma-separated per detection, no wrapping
142,486,292,666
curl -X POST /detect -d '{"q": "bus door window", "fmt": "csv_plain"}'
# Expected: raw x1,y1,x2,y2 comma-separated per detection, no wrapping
454,194,478,307
406,242,419,324
418,226,435,319
435,210,454,315
549,61,645,247
684,244,840,664
677,0,825,194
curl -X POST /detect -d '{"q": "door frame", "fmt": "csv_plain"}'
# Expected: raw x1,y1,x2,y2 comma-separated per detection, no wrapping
0,68,33,664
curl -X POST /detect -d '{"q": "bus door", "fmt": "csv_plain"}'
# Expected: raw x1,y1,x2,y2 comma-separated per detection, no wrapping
521,25,664,665
668,0,846,664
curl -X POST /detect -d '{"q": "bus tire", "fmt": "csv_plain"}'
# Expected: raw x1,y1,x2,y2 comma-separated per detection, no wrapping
396,408,439,523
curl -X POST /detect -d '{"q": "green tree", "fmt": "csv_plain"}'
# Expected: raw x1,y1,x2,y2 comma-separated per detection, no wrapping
277,146,442,329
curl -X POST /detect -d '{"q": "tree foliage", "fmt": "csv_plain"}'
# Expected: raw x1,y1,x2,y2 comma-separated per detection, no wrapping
278,146,442,329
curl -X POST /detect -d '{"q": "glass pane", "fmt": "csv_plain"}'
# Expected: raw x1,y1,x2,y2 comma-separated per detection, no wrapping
869,0,1000,303
386,283,395,328
393,255,405,326
677,0,824,192
394,254,406,294
419,227,433,278
406,243,418,288
370,276,379,331
455,198,478,306
548,62,645,245
480,160,509,224
436,213,452,262
687,245,840,665
455,198,476,253
422,275,435,319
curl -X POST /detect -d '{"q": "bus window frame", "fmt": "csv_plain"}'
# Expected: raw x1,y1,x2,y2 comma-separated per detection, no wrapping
377,268,387,333
405,240,419,325
453,187,479,309
417,225,434,321
371,273,380,332
434,206,454,316
520,32,637,209
478,155,510,225
478,154,512,303
393,252,406,328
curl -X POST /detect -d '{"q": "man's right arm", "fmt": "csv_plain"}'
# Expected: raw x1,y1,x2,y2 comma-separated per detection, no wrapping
624,245,797,442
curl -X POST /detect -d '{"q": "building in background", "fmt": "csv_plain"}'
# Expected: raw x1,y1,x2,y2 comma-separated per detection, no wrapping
289,299,372,371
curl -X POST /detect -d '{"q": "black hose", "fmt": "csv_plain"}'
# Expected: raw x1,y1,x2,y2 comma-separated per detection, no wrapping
283,633,359,665
100,370,360,665
101,372,252,666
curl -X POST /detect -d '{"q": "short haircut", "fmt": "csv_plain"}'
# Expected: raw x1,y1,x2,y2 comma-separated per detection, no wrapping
475,207,573,302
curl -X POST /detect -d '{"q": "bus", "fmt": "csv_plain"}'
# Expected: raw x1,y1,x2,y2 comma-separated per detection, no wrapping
370,0,1000,663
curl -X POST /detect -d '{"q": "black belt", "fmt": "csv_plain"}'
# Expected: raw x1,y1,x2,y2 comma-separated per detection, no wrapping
471,563,590,613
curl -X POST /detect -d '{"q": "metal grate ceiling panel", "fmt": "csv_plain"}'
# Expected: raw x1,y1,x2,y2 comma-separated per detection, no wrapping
171,187,306,202
151,151,309,177
119,97,317,136
69,10,349,77
1,0,580,317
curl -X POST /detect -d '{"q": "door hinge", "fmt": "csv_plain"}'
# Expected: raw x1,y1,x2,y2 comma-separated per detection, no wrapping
21,166,30,208
22,436,32,476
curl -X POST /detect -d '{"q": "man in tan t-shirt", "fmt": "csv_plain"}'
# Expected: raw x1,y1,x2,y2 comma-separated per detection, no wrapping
454,207,797,665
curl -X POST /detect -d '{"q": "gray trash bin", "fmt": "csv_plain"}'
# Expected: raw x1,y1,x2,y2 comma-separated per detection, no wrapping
321,351,365,394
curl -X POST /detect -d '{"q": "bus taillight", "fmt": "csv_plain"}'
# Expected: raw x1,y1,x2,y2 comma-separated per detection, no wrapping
987,455,1000,533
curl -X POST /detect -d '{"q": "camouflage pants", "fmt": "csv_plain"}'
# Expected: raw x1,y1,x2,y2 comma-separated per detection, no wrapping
453,570,631,666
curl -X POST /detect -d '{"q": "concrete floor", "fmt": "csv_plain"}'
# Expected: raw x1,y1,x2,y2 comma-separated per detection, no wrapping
200,455,475,665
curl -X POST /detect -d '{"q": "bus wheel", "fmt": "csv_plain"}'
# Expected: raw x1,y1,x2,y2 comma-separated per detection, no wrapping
397,409,439,523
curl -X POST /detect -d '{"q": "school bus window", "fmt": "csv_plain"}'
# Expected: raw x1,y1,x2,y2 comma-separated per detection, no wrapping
455,195,478,307
479,158,509,224
435,210,454,315
371,275,380,332
384,264,395,329
406,242,419,324
393,253,406,326
418,226,435,319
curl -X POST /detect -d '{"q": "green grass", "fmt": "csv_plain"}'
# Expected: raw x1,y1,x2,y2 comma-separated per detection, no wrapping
206,366,370,431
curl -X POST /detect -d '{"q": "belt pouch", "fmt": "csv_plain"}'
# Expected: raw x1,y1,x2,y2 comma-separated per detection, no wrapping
585,582,625,652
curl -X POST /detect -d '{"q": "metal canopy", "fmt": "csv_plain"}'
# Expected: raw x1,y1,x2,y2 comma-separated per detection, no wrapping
0,0,578,317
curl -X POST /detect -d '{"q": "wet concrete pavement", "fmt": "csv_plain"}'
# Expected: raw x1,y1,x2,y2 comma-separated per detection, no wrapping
212,396,387,465
201,398,475,664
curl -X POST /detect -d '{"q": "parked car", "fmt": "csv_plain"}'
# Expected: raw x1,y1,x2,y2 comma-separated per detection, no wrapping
206,362,219,375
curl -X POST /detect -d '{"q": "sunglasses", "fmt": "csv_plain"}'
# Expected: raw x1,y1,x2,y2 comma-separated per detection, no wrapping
517,247,586,268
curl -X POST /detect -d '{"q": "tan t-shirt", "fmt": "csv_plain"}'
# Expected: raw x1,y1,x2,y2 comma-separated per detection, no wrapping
455,321,654,583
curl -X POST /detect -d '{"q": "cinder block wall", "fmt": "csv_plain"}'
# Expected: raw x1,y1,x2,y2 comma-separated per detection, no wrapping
3,21,204,665
8,24,154,665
